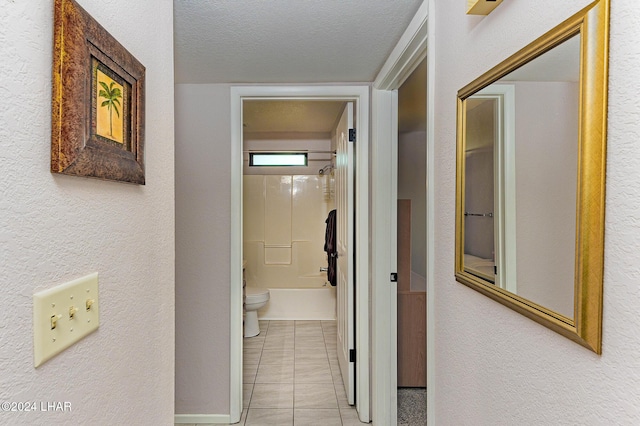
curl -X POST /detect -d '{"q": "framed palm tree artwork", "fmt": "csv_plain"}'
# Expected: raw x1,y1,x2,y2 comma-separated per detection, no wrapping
51,0,146,184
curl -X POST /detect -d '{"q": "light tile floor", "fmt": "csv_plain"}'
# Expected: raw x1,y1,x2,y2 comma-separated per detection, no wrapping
176,319,426,425
238,320,363,426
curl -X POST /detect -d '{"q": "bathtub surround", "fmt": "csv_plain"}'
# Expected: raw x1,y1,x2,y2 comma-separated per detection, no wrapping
243,175,337,321
243,175,335,290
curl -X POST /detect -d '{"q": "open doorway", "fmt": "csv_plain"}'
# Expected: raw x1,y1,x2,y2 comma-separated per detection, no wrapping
230,86,371,423
369,2,432,423
241,100,343,323
397,57,427,424
240,99,354,423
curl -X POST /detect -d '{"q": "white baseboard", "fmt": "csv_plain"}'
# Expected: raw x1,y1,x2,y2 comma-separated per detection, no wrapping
175,413,232,424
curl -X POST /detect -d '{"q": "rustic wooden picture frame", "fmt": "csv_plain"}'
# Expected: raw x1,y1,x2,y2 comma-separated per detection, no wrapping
51,0,146,184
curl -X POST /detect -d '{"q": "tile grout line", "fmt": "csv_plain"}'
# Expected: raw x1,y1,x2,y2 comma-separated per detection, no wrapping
245,320,345,425
323,320,344,426
293,320,297,425
245,320,267,420
253,320,267,411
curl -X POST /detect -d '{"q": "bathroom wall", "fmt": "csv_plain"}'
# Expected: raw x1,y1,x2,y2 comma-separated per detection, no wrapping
244,133,333,176
434,0,640,423
0,0,175,423
243,174,335,289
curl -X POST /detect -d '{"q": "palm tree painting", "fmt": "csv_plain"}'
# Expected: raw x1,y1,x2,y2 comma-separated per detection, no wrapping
96,69,124,143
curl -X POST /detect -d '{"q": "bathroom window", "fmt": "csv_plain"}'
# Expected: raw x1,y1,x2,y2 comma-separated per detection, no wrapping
249,152,308,167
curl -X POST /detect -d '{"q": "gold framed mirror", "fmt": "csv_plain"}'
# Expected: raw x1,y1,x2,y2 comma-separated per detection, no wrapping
455,0,609,353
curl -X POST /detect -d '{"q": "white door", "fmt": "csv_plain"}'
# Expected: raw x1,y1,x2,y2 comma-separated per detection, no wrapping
335,102,355,404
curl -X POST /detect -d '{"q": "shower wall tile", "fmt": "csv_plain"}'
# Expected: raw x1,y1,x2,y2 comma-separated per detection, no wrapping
244,175,265,241
265,175,292,246
296,241,327,278
243,175,334,289
264,247,292,265
292,176,332,242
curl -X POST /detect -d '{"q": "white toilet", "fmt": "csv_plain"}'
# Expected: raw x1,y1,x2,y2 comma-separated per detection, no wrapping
245,286,270,337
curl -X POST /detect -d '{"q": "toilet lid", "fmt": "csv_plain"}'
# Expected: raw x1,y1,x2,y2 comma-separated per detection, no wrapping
246,286,269,297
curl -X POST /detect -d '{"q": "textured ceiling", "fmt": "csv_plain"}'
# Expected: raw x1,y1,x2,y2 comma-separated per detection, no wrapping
174,0,424,84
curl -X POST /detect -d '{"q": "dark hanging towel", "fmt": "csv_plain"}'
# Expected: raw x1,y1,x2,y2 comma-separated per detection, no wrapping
324,209,337,286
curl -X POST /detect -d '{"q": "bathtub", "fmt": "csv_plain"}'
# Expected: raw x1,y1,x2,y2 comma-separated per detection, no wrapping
258,286,336,320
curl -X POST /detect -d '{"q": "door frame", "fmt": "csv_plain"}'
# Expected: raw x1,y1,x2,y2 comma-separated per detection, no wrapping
370,0,435,424
474,84,518,293
229,85,370,423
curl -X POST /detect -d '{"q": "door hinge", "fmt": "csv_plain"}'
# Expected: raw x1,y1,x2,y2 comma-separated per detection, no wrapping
390,272,398,282
494,265,497,275
349,128,356,142
349,349,356,363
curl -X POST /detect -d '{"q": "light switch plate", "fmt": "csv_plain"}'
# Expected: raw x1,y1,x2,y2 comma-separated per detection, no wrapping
33,272,99,367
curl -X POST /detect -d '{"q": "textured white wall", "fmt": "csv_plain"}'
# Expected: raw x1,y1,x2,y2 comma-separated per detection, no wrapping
175,84,231,415
434,0,640,424
0,0,175,424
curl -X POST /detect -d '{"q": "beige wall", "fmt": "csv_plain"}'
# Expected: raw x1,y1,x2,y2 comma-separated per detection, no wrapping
434,0,640,423
0,0,175,423
175,84,231,414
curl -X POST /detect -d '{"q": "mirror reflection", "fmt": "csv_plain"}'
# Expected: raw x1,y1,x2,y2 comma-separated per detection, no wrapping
462,34,581,319
456,0,608,353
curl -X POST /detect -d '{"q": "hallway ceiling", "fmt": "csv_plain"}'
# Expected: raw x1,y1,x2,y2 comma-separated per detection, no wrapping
174,0,424,84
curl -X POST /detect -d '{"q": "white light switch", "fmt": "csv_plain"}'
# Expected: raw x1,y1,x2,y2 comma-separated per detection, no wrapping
33,273,99,367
